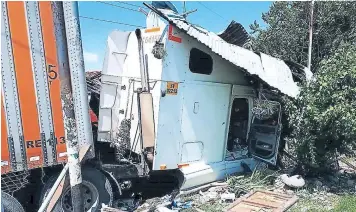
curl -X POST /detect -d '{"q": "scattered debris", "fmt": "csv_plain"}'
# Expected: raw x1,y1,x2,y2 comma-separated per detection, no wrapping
114,198,141,211
101,203,125,212
172,199,192,210
227,190,298,212
280,174,305,188
199,190,218,203
220,193,236,203
135,194,173,212
130,165,355,212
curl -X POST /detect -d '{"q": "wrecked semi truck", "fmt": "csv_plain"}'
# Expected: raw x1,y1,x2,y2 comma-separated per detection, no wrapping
97,2,312,195
1,1,310,211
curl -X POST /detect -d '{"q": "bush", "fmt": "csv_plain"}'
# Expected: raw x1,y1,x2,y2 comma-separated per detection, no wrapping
284,43,356,173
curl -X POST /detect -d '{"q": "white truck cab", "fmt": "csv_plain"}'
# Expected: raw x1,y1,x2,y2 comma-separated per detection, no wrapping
97,4,306,191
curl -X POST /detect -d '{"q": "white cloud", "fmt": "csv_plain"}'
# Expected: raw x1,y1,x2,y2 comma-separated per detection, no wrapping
83,51,98,63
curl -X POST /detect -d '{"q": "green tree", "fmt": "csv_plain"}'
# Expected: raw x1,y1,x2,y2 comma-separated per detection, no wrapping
250,1,356,173
250,1,356,72
284,44,356,173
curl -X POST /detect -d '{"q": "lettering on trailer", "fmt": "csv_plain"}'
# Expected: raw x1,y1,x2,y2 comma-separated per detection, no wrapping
26,137,65,149
39,1,67,163
47,64,58,85
166,82,179,95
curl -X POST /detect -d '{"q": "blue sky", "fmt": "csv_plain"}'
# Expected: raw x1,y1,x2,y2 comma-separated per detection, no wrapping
78,1,272,72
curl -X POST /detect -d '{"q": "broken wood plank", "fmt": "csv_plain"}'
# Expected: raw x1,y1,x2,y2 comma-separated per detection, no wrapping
227,190,298,212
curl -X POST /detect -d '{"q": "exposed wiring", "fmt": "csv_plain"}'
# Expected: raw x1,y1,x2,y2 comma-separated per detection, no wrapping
117,1,141,8
197,1,229,22
79,15,144,28
97,1,142,13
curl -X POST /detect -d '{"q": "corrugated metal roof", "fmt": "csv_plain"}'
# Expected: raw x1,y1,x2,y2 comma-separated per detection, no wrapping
145,4,307,98
172,19,300,98
217,21,250,47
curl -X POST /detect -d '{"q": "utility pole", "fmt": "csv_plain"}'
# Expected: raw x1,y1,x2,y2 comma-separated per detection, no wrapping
307,0,315,71
63,1,86,211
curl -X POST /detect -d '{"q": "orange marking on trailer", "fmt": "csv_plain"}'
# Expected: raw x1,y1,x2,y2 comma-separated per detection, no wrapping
39,1,67,163
168,25,182,43
7,1,43,168
1,97,11,174
145,27,160,33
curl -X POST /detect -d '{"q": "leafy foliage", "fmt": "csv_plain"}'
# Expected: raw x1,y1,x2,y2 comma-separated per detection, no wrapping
284,44,356,172
249,1,356,173
250,1,356,72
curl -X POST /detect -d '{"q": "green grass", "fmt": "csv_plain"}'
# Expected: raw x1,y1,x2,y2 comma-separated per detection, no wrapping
288,197,336,212
288,194,356,212
334,195,356,212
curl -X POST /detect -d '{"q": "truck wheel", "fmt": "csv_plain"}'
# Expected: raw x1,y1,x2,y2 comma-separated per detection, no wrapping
1,192,25,212
40,167,113,211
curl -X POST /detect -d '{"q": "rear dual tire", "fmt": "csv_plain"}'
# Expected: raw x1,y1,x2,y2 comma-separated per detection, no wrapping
40,167,113,212
1,191,25,212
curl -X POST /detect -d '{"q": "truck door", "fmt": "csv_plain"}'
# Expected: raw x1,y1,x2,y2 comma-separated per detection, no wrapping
248,100,282,165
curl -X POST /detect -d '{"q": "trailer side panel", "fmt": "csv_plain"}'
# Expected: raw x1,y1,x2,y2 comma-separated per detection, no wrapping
1,2,74,173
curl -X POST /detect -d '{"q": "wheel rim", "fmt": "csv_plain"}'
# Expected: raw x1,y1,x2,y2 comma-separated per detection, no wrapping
61,181,99,212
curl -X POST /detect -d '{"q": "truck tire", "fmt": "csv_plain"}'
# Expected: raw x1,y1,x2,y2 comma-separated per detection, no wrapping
40,167,113,212
1,192,25,212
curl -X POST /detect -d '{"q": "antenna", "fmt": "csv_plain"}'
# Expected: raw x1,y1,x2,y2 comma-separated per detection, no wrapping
181,1,197,19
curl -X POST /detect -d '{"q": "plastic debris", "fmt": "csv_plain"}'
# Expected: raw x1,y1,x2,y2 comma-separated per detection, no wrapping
202,191,218,199
172,199,192,209
220,193,235,203
280,174,305,188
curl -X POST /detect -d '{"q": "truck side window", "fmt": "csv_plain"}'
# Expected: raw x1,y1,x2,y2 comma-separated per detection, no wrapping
189,48,213,75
